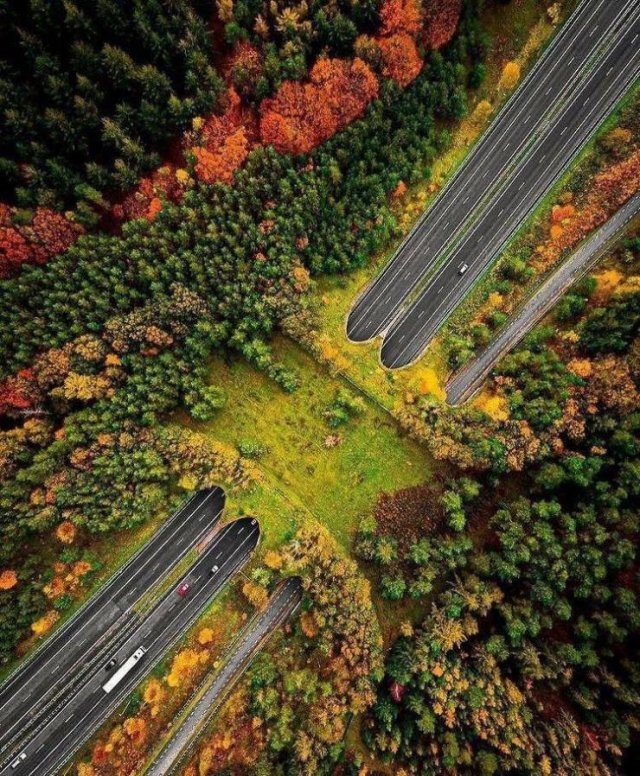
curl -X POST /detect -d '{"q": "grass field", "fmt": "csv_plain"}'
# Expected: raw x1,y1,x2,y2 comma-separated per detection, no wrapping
180,337,434,552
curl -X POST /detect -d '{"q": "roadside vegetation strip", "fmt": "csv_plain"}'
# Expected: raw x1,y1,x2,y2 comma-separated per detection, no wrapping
446,190,640,405
143,576,303,776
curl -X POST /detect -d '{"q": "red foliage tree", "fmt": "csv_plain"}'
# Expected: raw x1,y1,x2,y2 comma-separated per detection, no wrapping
378,33,423,87
0,226,34,278
0,206,83,278
0,203,11,227
260,58,378,155
380,0,423,37
0,369,38,416
25,208,84,264
422,0,462,50
112,166,185,223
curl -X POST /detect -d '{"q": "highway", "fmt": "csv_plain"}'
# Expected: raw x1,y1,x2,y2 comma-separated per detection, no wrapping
0,517,260,776
446,191,640,405
0,487,225,755
381,4,640,368
346,0,635,344
145,576,303,776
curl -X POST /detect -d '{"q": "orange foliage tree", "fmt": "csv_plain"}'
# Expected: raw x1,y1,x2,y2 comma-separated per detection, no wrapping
379,0,423,36
260,58,378,155
190,89,253,185
55,520,76,544
378,33,423,87
192,128,249,185
0,570,18,590
422,0,462,50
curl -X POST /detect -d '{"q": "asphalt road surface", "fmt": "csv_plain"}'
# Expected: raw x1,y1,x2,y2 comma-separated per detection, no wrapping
446,191,640,405
0,517,260,776
0,487,224,755
381,5,640,368
146,576,303,776
347,0,635,344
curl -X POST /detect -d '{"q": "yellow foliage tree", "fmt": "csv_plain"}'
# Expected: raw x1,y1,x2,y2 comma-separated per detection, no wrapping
198,627,214,646
472,99,493,126
263,550,283,570
476,394,509,421
499,61,521,91
242,580,269,609
594,269,623,299
567,358,593,379
143,677,165,706
166,648,205,688
416,367,445,401
31,610,59,636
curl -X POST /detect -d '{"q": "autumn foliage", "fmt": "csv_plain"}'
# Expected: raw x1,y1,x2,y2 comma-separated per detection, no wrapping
0,205,84,278
0,570,18,590
378,33,423,87
190,89,253,185
260,58,379,155
374,0,424,87
192,129,250,185
55,520,76,544
223,41,264,100
535,148,640,270
422,0,462,50
0,369,37,417
499,60,522,91
380,0,423,36
31,610,59,637
111,166,186,224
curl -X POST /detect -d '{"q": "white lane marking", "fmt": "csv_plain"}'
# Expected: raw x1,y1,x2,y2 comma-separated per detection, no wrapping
384,36,640,368
346,0,620,332
447,192,640,403
16,523,259,776
0,490,221,724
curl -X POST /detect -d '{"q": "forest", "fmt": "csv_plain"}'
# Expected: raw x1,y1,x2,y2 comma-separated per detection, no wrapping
1,1,640,775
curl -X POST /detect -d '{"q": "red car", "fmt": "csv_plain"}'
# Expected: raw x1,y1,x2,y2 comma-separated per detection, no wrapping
176,582,191,598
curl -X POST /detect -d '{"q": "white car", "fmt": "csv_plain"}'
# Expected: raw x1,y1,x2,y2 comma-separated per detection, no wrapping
11,753,27,769
458,263,469,275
